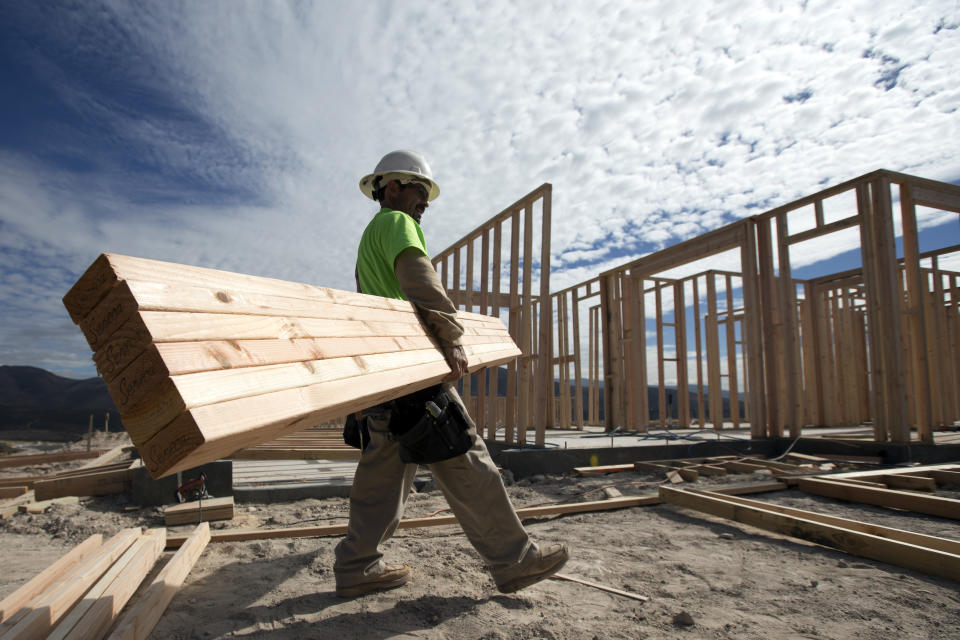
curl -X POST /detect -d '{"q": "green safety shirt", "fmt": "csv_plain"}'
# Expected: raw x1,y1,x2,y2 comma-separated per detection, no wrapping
356,207,428,300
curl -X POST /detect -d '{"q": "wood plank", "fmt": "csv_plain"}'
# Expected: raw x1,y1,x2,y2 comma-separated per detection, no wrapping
0,534,103,624
797,477,960,520
549,573,648,602
0,450,106,470
0,528,140,639
141,349,520,477
34,468,132,501
164,497,234,526
880,474,937,492
20,496,81,514
0,487,28,500
122,341,516,447
0,476,47,489
660,487,960,582
0,491,35,520
227,448,361,461
48,529,166,640
165,483,786,548
107,523,210,640
573,464,635,476
690,489,960,555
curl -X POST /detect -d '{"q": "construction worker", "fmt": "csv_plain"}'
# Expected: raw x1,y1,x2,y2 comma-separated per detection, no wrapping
333,150,568,597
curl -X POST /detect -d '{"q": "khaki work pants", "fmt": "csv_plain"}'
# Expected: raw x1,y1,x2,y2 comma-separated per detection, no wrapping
333,385,535,588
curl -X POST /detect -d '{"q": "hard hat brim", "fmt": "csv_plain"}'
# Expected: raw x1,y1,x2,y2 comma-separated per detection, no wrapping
359,170,440,202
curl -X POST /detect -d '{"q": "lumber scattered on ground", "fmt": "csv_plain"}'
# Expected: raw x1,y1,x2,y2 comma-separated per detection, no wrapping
64,253,521,478
659,487,960,582
164,496,234,526
0,534,103,624
19,496,80,514
0,491,35,520
0,487,28,500
0,525,209,640
34,465,133,501
107,523,210,640
0,450,107,470
165,482,787,548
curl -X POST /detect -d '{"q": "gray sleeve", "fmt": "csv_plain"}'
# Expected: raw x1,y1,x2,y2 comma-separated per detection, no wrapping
394,247,464,347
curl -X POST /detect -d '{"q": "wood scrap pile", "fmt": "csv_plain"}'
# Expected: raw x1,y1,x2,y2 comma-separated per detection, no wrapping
227,426,360,461
63,254,521,479
0,447,137,518
164,496,234,526
574,453,853,483
0,523,210,639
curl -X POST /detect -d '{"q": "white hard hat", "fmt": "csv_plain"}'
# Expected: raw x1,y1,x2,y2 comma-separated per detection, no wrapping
359,150,440,201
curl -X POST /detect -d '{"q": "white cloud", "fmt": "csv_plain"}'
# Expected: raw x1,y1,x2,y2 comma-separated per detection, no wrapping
1,0,959,377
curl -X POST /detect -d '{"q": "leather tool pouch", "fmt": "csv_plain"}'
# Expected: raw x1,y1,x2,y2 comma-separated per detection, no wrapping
388,385,472,464
343,413,370,451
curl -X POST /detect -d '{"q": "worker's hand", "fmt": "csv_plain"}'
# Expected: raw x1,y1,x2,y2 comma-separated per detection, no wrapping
442,345,468,381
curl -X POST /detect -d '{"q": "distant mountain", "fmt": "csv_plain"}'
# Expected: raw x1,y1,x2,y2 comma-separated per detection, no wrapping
0,366,119,439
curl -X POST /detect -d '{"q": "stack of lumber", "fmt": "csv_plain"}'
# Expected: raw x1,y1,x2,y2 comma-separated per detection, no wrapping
164,496,234,526
0,450,108,470
33,461,135,501
0,524,209,639
63,254,521,478
228,427,360,461
660,485,960,582
574,455,820,482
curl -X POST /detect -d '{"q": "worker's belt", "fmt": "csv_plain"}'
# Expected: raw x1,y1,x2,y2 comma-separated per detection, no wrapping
388,385,472,464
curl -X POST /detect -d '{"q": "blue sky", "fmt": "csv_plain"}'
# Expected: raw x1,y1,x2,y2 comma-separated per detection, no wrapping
1,1,958,380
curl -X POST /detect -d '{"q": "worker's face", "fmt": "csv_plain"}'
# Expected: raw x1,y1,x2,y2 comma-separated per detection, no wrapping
384,180,429,223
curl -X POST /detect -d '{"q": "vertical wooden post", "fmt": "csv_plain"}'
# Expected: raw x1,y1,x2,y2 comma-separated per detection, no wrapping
600,273,622,430
476,230,490,438
757,217,781,437
518,202,534,445
572,288,584,429
692,277,706,428
655,281,667,428
775,212,802,438
506,211,521,444
705,272,723,429
724,275,740,428
674,280,690,428
858,178,909,441
631,276,648,431
488,222,503,437
740,220,766,438
104,412,110,434
87,415,93,452
536,187,553,444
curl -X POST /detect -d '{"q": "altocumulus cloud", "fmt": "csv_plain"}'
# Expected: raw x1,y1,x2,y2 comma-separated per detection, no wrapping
0,0,957,377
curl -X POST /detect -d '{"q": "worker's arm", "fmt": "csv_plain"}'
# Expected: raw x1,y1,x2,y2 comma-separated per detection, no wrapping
394,247,467,381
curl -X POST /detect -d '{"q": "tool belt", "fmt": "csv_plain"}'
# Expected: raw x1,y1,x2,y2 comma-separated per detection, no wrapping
342,413,370,451
388,385,473,464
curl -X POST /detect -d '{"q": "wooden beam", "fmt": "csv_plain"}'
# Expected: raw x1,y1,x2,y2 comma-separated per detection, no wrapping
48,529,166,640
659,487,960,582
107,523,210,640
0,534,103,624
34,467,132,501
20,496,81,514
164,496,234,526
226,448,360,461
0,450,106,470
1,528,140,639
0,487,28,500
797,477,960,519
165,483,786,548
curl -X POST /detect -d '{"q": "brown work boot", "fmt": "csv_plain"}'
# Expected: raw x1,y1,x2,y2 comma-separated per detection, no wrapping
335,564,411,598
496,543,569,594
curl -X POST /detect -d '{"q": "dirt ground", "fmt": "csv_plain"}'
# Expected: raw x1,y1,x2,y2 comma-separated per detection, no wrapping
2,435,959,639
